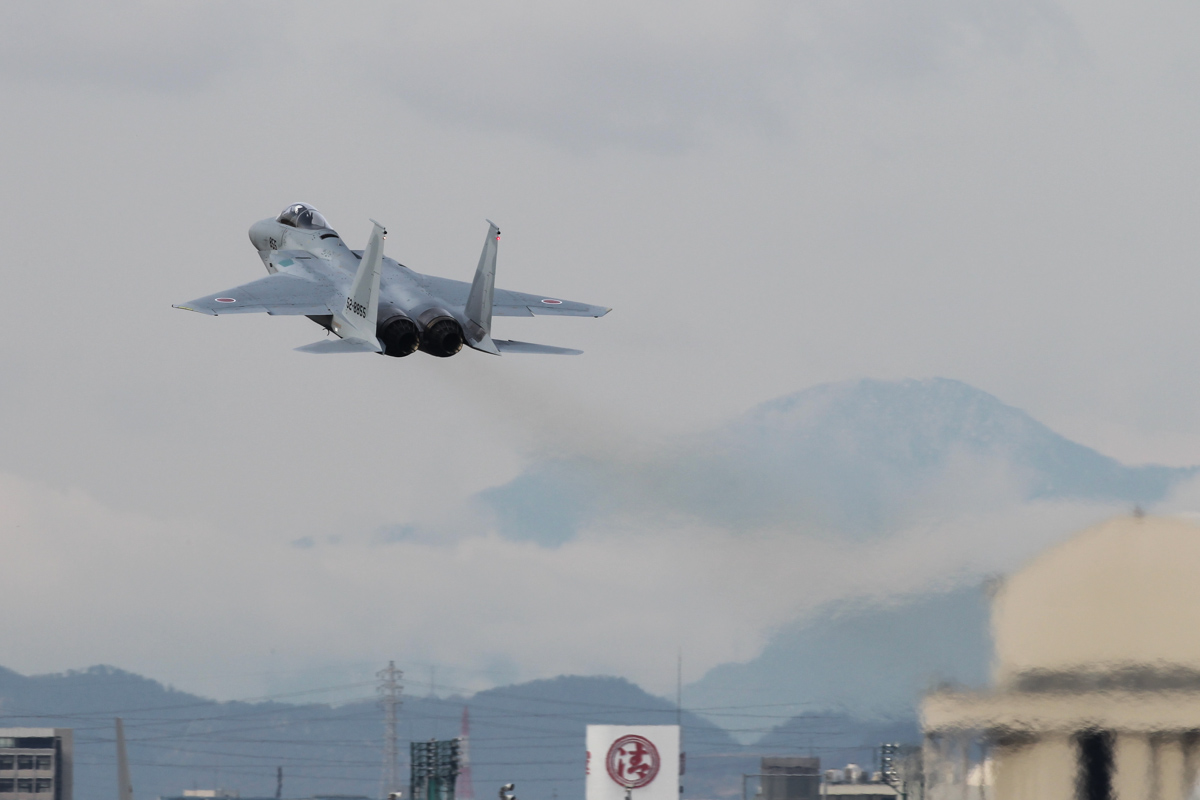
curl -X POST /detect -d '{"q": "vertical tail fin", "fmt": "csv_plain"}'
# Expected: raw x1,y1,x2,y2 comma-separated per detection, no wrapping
464,221,500,355
324,219,386,351
465,221,499,337
116,718,133,800
349,219,386,330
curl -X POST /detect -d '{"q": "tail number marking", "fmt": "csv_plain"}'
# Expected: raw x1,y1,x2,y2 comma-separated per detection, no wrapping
346,297,368,318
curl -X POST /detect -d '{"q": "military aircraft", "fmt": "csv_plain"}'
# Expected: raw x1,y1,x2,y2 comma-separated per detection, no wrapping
174,203,609,357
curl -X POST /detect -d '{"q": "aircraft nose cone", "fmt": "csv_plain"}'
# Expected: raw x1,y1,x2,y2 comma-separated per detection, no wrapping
248,219,276,251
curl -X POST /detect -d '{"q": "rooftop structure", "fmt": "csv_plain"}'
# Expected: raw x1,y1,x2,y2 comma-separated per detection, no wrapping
923,515,1200,800
761,757,820,800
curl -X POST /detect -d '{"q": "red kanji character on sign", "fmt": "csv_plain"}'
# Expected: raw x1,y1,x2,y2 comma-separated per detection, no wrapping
605,735,661,789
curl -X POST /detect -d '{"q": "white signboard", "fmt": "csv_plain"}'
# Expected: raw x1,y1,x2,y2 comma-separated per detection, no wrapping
586,726,680,800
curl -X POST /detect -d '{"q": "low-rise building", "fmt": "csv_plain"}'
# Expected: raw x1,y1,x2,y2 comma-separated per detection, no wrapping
762,757,820,800
0,729,72,800
821,786,898,798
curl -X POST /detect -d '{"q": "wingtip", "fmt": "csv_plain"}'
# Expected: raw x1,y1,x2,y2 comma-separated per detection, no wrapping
172,304,216,316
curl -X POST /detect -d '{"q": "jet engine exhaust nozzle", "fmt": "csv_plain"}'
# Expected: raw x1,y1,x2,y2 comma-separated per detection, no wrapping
377,315,420,358
417,310,464,358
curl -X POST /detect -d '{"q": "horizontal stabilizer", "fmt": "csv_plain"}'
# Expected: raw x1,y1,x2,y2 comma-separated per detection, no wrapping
295,337,382,354
466,333,501,356
494,339,583,355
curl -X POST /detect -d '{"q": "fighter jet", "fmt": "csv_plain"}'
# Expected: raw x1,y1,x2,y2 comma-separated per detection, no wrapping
174,203,609,357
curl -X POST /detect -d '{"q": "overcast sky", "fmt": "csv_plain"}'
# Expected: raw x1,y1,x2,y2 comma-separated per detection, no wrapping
1,0,1198,703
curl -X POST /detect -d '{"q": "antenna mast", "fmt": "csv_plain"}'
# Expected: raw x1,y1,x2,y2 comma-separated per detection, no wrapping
378,661,404,798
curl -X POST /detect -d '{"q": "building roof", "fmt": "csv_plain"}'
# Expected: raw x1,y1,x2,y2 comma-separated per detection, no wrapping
992,515,1200,687
0,729,63,738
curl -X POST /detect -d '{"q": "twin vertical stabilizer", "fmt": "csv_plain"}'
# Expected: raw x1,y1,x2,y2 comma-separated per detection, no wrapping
464,221,501,355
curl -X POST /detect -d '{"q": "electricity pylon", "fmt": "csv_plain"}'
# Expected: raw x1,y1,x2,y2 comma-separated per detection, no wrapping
378,661,404,797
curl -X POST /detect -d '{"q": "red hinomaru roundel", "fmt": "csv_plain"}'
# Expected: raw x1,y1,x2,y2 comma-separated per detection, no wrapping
606,735,660,789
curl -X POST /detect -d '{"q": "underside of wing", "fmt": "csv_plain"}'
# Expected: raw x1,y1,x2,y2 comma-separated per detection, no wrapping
494,339,583,355
294,337,382,354
174,272,334,316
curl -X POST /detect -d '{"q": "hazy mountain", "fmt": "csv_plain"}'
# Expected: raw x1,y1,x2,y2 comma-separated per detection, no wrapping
683,586,992,740
0,668,743,800
476,378,1196,742
479,378,1196,544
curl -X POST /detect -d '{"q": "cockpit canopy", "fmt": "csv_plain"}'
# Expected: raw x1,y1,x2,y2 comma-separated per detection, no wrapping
277,203,331,231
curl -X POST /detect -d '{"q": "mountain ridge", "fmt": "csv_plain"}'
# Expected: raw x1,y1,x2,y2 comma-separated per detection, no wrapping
481,377,1197,544
0,666,748,800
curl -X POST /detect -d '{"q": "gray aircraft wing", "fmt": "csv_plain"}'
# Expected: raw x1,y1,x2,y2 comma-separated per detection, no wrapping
174,271,334,316
493,287,611,318
494,339,582,355
414,274,610,318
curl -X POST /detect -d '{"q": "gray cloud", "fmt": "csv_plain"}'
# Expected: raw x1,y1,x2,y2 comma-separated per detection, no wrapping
345,0,1078,151
0,0,1198,705
0,1,277,91
0,465,1115,704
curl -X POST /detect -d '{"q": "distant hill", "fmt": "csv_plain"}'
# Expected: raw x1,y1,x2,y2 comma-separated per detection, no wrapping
479,378,1197,544
683,585,992,740
0,668,743,800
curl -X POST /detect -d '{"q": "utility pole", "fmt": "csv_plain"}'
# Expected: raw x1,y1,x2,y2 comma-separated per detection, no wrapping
676,650,682,728
116,718,133,800
379,661,404,798
677,651,684,797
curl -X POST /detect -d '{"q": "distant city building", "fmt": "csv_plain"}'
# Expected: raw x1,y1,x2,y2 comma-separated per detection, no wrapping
0,728,73,800
820,760,899,799
411,739,461,800
159,791,246,800
761,757,820,800
923,515,1200,800
820,786,898,798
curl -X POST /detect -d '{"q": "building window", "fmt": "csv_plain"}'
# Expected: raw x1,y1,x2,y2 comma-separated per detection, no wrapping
0,757,12,771
16,779,32,793
15,758,32,772
31,760,48,773
0,779,13,792
1076,729,1114,800
33,780,50,793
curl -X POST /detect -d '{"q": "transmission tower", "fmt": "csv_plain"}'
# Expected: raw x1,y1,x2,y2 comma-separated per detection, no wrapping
378,661,404,798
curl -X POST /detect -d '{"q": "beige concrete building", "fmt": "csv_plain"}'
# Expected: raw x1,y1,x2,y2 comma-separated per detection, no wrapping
922,515,1200,800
